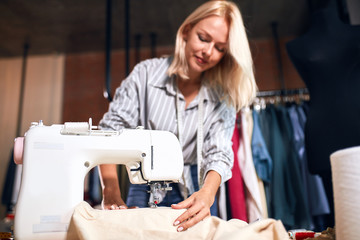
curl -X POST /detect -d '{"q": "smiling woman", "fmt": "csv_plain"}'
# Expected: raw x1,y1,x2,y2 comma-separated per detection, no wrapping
168,0,257,112
183,16,229,73
98,0,257,233
178,15,230,108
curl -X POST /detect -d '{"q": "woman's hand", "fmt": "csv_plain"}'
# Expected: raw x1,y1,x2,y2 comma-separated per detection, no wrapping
101,186,128,210
171,170,221,232
171,187,214,231
99,164,129,210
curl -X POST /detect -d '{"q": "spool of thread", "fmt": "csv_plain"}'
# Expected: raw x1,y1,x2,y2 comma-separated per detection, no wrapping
294,232,316,239
61,122,89,135
288,230,320,239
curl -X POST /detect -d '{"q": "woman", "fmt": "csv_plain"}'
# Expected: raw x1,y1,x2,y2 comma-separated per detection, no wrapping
98,0,257,232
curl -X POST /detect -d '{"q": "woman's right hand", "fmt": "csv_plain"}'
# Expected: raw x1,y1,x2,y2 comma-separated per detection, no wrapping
98,164,128,210
101,186,128,210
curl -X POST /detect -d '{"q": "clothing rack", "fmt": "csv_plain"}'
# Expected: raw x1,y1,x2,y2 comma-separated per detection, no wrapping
252,88,309,111
256,88,308,97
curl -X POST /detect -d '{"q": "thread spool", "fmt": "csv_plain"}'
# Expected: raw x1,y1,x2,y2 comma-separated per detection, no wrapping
61,122,90,135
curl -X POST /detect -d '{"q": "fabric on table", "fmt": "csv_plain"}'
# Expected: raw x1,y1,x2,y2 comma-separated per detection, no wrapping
66,201,289,240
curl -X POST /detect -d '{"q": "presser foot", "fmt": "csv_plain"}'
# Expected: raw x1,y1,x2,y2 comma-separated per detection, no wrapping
147,182,172,208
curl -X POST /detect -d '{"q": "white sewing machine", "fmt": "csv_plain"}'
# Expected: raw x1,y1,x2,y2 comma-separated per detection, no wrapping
13,119,184,240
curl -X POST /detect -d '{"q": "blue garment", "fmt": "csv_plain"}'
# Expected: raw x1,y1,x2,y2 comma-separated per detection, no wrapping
275,105,312,230
126,165,218,216
260,105,312,230
251,110,273,183
288,105,330,217
295,103,307,131
259,106,294,226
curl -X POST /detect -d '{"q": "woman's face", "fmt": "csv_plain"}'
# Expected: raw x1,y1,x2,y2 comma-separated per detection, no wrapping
183,15,229,80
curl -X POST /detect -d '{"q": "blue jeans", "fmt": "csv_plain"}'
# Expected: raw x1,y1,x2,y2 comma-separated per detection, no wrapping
126,165,218,216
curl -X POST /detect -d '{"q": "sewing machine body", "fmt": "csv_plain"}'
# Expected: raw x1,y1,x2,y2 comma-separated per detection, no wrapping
14,121,184,240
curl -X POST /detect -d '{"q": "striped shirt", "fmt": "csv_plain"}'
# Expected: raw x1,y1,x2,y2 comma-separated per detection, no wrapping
99,57,235,184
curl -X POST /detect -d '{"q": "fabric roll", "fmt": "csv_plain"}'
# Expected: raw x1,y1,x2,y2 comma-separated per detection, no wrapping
330,146,360,240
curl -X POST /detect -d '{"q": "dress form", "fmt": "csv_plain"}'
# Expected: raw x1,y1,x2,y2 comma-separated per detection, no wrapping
286,0,360,228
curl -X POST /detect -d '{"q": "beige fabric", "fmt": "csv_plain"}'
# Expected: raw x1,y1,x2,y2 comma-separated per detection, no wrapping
67,201,289,240
257,175,269,219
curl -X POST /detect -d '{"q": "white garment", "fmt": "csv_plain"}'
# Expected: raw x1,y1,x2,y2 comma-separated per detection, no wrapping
218,183,228,220
238,109,263,222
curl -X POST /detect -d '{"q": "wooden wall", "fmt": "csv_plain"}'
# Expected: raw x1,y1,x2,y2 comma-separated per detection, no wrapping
63,37,306,124
0,54,64,217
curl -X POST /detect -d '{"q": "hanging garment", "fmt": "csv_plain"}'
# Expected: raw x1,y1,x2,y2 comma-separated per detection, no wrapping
256,175,268,219
227,118,247,222
275,105,312,229
238,110,263,222
217,183,228,220
295,103,307,130
245,109,269,219
261,105,293,226
287,105,330,217
251,110,273,219
251,110,273,183
258,105,310,229
257,106,273,213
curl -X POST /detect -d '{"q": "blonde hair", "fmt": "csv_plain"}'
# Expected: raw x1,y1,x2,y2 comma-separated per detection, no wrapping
167,0,257,111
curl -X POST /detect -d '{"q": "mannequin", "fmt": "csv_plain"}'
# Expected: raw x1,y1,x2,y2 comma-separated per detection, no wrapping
286,0,360,228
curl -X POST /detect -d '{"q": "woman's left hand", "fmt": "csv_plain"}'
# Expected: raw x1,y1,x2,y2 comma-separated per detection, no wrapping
171,188,213,232
171,170,221,232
